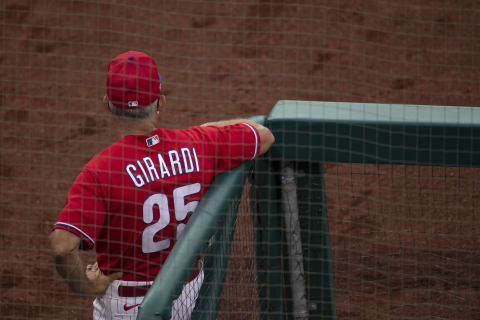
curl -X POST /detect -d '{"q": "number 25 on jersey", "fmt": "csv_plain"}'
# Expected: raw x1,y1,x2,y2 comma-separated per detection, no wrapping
142,183,201,253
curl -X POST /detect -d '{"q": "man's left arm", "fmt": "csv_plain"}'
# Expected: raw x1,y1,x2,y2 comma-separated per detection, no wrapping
200,118,275,156
49,229,122,296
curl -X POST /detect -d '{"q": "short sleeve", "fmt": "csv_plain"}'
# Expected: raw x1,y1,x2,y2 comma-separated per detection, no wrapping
200,123,260,172
54,169,107,249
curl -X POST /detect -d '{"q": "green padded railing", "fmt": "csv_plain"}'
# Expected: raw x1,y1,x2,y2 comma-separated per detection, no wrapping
268,100,480,167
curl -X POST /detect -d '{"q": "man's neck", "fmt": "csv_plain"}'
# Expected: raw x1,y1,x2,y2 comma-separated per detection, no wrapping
114,119,159,138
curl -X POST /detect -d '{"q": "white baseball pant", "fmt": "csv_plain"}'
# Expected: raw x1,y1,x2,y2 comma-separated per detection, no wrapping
92,268,204,320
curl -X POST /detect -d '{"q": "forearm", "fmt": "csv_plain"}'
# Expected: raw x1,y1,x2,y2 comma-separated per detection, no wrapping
50,229,120,296
53,249,91,296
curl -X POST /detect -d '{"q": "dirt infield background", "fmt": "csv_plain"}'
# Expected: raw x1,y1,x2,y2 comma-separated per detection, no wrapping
1,0,479,319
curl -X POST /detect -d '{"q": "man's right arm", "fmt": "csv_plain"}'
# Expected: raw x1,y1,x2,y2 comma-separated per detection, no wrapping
49,229,122,296
200,118,275,155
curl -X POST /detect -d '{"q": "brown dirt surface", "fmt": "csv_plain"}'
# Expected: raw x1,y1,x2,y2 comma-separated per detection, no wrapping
1,0,479,319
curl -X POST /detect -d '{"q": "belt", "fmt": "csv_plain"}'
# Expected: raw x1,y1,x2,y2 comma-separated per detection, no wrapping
118,285,151,298
117,263,201,298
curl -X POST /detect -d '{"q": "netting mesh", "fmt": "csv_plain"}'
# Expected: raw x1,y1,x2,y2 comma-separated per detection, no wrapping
215,183,260,320
326,163,480,319
1,0,479,319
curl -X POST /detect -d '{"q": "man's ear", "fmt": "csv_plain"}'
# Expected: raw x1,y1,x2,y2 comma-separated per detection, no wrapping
157,95,166,111
103,95,109,112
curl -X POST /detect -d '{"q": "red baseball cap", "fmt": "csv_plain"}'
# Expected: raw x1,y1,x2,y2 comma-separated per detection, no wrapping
106,51,162,109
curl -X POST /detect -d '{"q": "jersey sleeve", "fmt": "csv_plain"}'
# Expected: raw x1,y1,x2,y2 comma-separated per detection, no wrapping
53,168,107,250
199,122,261,172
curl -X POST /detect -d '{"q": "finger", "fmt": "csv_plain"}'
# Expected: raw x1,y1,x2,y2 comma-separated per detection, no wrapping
107,272,123,282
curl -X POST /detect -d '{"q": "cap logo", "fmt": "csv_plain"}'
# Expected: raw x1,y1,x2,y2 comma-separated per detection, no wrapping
127,101,139,107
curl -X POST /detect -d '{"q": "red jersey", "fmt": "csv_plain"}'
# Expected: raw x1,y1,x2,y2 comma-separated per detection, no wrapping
54,123,260,281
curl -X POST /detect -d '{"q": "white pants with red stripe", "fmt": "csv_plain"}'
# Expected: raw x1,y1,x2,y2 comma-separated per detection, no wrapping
92,269,204,320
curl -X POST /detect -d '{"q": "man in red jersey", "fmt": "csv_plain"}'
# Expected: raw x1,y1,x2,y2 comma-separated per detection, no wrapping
49,51,274,320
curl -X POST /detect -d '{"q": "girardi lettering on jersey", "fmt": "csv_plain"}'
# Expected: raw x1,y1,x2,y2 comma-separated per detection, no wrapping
126,147,200,188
